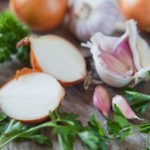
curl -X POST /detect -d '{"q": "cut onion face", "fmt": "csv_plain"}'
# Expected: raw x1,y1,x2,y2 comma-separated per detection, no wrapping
30,35,87,87
0,72,65,123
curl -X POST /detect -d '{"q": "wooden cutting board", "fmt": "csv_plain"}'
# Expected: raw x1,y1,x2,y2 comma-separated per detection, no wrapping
1,1,150,150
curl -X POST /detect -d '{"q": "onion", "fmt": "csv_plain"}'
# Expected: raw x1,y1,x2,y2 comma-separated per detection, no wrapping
0,68,65,123
18,35,87,87
118,0,150,32
10,0,68,31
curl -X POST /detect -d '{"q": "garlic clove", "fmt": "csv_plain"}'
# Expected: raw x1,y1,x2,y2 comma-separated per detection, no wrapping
113,36,135,72
100,50,133,77
86,19,150,88
93,85,111,117
126,20,142,71
137,36,150,68
90,43,133,87
112,95,140,120
127,20,150,70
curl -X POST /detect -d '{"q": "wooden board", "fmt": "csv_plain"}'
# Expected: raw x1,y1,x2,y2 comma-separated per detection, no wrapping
0,1,150,150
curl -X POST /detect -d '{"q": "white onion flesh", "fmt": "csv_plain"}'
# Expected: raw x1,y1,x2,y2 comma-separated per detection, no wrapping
30,35,87,85
0,72,65,122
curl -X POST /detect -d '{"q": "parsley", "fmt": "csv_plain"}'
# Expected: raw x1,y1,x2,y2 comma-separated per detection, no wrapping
0,108,150,150
0,11,30,62
124,90,150,113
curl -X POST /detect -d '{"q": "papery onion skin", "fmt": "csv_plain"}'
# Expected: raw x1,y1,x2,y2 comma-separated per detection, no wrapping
30,50,42,71
119,0,150,32
10,0,68,31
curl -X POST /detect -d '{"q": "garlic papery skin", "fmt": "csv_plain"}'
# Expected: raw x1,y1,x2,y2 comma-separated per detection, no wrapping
85,19,150,88
66,0,123,41
93,85,111,117
134,66,150,84
112,95,140,120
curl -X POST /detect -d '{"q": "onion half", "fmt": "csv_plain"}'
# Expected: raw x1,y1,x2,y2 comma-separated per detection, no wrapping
0,70,65,123
29,35,87,87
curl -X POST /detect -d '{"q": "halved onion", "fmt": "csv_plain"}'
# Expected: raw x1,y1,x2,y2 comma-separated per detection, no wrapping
29,35,87,87
0,70,65,123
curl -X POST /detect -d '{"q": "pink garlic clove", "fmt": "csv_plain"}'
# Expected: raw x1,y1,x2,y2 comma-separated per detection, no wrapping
112,95,140,120
93,85,111,117
100,50,133,77
113,37,135,72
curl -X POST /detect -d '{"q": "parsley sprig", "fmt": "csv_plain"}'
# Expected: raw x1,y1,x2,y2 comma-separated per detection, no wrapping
124,90,150,113
0,107,150,150
0,11,30,62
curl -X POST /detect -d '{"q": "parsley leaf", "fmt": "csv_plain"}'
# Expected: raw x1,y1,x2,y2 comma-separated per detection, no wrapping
124,90,150,113
79,114,108,150
0,107,150,150
50,109,82,150
0,11,30,62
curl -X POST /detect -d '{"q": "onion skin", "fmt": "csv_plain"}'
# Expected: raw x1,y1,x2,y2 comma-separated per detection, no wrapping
30,50,42,71
12,116,49,124
119,0,150,32
10,0,68,31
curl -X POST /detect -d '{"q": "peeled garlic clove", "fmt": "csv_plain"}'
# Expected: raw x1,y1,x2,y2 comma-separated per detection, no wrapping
112,95,140,120
93,85,111,117
100,50,133,76
113,36,135,72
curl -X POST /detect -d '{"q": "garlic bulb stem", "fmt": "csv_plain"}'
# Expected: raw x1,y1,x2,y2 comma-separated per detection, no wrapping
75,2,91,19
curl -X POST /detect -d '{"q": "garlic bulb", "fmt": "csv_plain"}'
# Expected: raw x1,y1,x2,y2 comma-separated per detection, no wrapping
85,19,150,87
66,0,124,41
